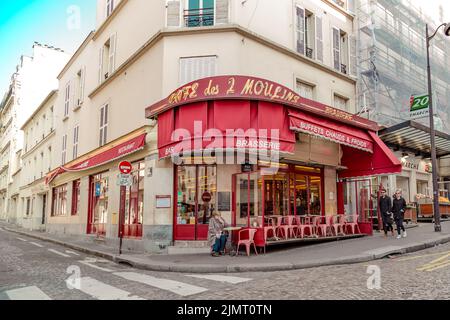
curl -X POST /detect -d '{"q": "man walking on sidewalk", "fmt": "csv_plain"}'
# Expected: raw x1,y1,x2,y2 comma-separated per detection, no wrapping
379,188,394,237
392,189,407,239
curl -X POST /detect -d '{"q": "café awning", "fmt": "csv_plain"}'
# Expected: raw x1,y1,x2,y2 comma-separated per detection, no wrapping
339,131,402,179
288,110,374,153
46,132,147,184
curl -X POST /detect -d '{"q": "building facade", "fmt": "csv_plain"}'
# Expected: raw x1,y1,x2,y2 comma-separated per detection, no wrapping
17,91,57,230
40,0,402,253
0,43,69,223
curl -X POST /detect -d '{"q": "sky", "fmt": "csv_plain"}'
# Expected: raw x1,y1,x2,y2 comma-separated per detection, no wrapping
0,0,448,98
0,0,97,97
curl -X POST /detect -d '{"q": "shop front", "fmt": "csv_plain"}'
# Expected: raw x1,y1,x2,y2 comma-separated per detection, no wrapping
146,76,402,245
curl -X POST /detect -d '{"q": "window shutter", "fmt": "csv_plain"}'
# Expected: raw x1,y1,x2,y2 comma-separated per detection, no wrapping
315,16,323,62
296,7,305,55
98,47,104,84
332,27,341,71
215,0,229,24
108,33,117,75
80,67,86,102
166,1,181,27
349,35,357,76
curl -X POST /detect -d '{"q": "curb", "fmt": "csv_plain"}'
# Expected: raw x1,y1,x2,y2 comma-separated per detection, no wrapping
3,225,450,273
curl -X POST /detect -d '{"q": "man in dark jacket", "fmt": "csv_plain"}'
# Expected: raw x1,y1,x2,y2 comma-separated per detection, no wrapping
392,189,407,239
379,188,393,237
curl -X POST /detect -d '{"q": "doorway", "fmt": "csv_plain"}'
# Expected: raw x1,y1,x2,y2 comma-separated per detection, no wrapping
174,165,217,241
41,194,47,225
87,172,109,236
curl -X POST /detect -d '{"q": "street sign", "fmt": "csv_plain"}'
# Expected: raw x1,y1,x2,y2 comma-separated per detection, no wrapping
202,191,212,202
117,173,133,187
118,161,132,174
410,94,429,119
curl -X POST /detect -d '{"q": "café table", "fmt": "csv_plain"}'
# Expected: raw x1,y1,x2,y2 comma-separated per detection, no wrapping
223,226,242,256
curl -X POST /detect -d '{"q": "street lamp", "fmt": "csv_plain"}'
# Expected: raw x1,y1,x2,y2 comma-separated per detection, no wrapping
425,22,450,232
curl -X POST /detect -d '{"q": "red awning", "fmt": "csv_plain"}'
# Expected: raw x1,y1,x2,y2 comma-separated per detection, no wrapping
158,100,296,159
289,110,374,153
339,131,402,179
46,133,147,184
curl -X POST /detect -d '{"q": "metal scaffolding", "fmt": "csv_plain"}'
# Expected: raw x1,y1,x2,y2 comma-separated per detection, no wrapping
356,0,450,133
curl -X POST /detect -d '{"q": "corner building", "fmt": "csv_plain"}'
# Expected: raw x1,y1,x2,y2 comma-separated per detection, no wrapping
46,0,399,253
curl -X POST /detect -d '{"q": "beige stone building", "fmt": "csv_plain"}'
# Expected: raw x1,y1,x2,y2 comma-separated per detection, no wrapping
44,0,402,253
17,91,57,230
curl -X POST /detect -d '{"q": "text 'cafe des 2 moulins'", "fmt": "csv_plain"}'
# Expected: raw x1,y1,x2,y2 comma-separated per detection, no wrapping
145,75,402,246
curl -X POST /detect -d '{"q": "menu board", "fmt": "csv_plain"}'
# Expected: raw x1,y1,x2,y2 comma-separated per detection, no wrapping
218,192,231,211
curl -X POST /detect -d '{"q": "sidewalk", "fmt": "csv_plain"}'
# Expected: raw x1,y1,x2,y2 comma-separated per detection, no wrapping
2,221,450,273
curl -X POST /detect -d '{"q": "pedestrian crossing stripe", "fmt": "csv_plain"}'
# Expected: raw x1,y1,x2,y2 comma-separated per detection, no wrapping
68,277,144,300
417,252,450,272
185,274,252,284
5,286,51,300
113,272,208,296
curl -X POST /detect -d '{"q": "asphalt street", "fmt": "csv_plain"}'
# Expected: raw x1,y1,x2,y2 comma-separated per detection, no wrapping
1,225,450,300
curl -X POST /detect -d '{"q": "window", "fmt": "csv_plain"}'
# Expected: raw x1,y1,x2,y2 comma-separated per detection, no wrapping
179,56,217,85
64,82,70,117
26,198,31,216
73,125,79,159
296,80,315,100
62,134,67,165
185,0,214,27
71,180,81,216
334,94,348,111
176,165,217,228
295,6,305,55
51,184,68,216
333,28,349,74
40,152,44,178
98,35,116,83
76,68,85,107
124,160,145,238
106,0,115,17
50,106,54,131
99,105,108,147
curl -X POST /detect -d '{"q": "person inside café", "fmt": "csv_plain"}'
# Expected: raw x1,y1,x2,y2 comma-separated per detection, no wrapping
208,211,228,257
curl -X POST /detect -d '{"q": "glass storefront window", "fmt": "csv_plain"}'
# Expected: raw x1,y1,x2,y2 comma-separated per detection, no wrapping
176,165,217,226
124,160,145,237
197,165,217,226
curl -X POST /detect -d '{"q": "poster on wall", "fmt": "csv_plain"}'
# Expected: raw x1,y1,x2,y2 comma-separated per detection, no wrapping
218,192,231,211
156,195,171,208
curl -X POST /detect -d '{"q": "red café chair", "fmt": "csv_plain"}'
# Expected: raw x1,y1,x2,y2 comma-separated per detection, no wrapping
277,216,297,239
345,214,361,234
295,216,315,239
315,216,333,237
237,228,258,256
331,215,346,236
263,218,278,242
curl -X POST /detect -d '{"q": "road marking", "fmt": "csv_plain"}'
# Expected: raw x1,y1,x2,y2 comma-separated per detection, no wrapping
397,250,450,262
16,237,28,242
78,259,114,272
48,249,71,258
113,272,208,297
5,286,51,300
417,252,450,272
68,277,144,300
185,274,252,284
65,250,80,256
30,242,44,248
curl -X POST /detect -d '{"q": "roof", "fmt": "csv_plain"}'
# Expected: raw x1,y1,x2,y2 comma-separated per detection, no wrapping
378,120,450,158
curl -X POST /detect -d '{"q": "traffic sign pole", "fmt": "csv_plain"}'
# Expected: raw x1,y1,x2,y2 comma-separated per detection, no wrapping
118,185,126,255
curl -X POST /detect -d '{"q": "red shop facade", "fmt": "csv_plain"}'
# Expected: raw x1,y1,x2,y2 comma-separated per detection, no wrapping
146,76,402,244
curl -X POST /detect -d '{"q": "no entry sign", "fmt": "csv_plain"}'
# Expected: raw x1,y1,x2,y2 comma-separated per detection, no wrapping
202,192,212,202
119,161,132,174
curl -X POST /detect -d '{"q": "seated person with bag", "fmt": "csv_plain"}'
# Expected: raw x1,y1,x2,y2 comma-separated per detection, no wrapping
208,211,228,257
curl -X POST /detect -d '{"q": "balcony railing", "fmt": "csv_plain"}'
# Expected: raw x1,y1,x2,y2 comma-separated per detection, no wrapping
184,8,214,27
306,47,314,59
341,64,347,75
